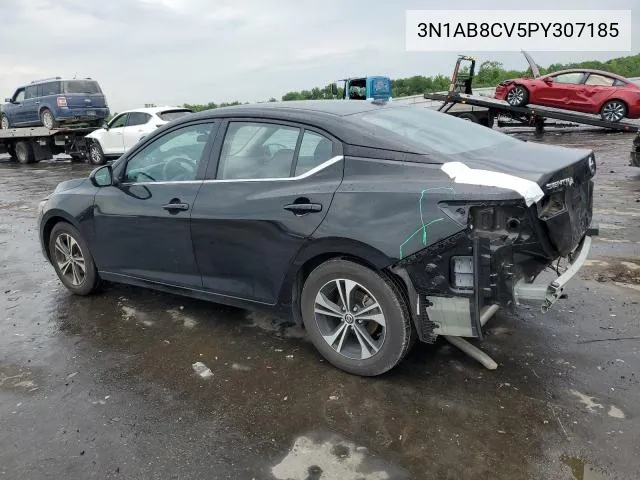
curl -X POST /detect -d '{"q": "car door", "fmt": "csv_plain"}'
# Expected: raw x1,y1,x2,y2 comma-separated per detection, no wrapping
101,113,128,155
191,120,344,304
582,73,618,114
9,89,26,125
537,72,586,109
91,120,218,287
123,112,152,151
22,85,40,125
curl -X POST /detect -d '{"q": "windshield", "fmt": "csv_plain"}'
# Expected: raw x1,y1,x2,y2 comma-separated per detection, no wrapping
158,109,193,121
63,80,102,94
355,106,519,155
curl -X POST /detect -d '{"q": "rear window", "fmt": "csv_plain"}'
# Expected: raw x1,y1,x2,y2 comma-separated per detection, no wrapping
157,109,193,121
355,106,519,155
63,80,102,94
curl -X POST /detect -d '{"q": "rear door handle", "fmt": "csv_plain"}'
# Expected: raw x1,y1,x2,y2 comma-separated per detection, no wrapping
162,201,189,212
283,202,322,214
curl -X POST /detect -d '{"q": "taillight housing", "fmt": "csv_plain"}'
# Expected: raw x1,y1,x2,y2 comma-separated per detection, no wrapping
56,96,67,107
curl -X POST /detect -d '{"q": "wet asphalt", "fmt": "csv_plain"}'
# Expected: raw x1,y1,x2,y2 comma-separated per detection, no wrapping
0,129,639,480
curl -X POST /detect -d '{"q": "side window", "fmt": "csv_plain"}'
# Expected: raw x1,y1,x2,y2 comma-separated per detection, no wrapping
13,89,25,102
126,112,151,127
109,114,127,129
613,79,628,87
124,123,214,183
41,82,61,96
295,131,334,176
553,72,585,84
585,74,615,86
217,122,301,180
25,85,37,100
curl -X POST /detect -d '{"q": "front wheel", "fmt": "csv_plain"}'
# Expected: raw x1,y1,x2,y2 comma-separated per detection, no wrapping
300,259,414,376
48,222,100,295
600,100,627,122
1,114,10,130
88,141,106,165
505,85,529,107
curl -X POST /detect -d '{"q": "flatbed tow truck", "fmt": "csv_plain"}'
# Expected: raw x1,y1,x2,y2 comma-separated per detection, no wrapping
0,125,94,164
423,55,640,164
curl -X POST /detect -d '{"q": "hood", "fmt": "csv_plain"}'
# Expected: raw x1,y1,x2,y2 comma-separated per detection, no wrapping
448,140,595,191
522,50,540,78
85,129,105,140
53,178,88,194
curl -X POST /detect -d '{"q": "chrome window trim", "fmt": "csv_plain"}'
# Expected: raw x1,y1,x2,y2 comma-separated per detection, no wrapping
120,155,344,186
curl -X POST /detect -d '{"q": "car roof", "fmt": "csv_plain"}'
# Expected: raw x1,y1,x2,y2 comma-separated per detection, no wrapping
177,100,442,156
544,69,631,82
119,106,193,115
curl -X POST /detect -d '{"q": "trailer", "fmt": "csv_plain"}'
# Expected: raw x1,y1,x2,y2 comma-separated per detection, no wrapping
0,126,95,164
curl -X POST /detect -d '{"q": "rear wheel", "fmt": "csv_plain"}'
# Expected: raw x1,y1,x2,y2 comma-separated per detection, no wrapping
600,100,626,122
15,141,35,164
48,222,100,295
6,143,17,160
40,108,57,129
88,141,106,165
300,259,414,376
505,85,529,107
1,114,10,130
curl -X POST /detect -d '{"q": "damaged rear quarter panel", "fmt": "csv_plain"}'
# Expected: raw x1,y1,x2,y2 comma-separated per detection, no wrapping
313,156,524,263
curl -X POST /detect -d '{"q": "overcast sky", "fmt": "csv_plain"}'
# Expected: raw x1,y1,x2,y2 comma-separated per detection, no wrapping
0,0,638,112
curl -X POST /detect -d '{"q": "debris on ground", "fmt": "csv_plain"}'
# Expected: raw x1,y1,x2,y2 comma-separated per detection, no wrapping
192,362,213,379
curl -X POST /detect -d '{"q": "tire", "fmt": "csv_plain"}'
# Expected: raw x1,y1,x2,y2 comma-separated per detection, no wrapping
600,100,627,122
1,114,9,130
300,259,414,376
48,222,100,295
40,108,58,129
88,141,106,165
457,112,478,123
505,85,529,107
14,141,35,164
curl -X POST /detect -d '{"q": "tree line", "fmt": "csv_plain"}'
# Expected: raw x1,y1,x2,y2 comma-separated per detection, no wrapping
180,53,640,111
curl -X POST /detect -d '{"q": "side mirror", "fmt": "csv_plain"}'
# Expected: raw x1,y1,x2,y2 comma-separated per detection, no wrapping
89,165,113,187
102,122,109,130
543,77,554,84
330,83,338,96
4,97,11,103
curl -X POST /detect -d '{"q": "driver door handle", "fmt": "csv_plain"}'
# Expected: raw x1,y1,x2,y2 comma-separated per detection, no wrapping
162,201,189,212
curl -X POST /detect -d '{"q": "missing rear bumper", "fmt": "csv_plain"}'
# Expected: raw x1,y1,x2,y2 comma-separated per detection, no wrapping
513,235,592,312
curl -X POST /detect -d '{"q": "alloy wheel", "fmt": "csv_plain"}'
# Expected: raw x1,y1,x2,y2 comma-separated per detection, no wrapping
314,279,386,360
90,145,102,164
506,86,525,106
1,116,8,130
53,233,86,286
601,101,625,122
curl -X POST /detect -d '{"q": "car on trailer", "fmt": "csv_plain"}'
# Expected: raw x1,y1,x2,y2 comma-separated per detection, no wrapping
85,106,193,165
38,100,596,376
1,77,110,130
494,52,640,122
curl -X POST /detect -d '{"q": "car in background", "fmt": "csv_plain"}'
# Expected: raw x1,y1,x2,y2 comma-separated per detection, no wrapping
38,100,595,376
495,69,640,122
1,77,109,130
85,106,193,165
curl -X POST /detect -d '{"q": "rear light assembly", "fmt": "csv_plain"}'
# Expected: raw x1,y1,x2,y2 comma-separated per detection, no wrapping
56,96,67,107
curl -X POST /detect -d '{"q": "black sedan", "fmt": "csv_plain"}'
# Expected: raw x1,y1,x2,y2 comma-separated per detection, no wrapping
38,100,595,376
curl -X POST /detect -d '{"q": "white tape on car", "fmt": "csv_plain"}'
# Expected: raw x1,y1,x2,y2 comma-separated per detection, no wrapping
441,161,544,206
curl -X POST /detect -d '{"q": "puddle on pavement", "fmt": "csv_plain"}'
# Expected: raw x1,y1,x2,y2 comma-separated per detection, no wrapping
272,431,410,480
561,455,607,480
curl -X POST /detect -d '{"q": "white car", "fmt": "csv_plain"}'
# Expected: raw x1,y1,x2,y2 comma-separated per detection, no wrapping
85,106,193,165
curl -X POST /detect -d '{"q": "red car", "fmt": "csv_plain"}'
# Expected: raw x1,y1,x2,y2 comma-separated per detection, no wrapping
495,62,640,122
